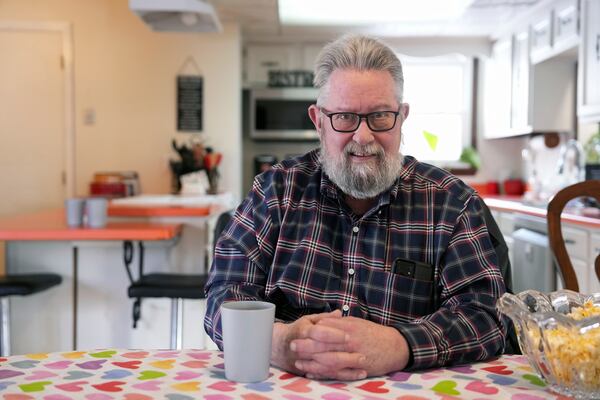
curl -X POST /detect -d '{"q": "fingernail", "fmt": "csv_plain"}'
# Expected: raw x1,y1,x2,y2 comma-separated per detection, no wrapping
306,374,315,379
358,371,367,379
295,360,302,369
290,342,297,351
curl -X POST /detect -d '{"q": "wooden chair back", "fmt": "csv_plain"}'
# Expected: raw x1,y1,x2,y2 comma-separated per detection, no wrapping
547,180,600,292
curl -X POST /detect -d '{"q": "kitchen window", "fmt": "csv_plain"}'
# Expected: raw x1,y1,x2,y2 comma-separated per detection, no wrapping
399,54,474,168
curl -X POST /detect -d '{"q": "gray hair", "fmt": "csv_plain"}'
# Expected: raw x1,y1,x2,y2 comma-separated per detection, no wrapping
313,34,404,105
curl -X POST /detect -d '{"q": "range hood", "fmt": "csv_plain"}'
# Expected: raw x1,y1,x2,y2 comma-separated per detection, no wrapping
129,0,222,33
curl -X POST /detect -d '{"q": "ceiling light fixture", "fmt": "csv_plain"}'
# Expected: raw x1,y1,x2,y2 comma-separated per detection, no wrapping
278,0,476,24
129,0,222,33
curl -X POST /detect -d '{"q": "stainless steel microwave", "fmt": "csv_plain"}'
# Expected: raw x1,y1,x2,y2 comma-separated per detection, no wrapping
249,87,319,140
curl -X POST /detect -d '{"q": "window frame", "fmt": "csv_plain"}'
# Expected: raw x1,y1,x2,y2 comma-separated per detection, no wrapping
398,53,477,174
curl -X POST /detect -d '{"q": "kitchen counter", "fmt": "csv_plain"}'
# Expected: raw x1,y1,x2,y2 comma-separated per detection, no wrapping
0,209,181,241
483,195,600,229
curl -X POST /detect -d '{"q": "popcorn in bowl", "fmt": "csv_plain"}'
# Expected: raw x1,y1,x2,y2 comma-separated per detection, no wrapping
497,289,600,400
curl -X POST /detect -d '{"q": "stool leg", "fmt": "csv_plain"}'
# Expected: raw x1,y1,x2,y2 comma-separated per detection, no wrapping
170,298,184,350
1,297,11,356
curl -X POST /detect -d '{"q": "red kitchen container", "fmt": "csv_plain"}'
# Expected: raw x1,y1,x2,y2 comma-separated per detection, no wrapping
503,179,525,196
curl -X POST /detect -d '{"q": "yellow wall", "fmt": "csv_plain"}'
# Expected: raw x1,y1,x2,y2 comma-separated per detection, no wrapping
0,0,242,200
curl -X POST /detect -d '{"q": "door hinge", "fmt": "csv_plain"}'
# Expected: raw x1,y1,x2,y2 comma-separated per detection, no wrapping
61,171,67,185
60,54,65,70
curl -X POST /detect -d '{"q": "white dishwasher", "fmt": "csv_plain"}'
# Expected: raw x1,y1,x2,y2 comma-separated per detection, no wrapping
511,214,557,293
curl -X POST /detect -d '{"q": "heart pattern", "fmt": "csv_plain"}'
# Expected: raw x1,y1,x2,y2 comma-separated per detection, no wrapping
112,361,141,370
10,360,40,369
482,365,513,375
149,359,176,370
89,351,117,359
0,370,25,379
55,380,88,392
91,381,126,392
431,380,460,396
44,361,73,370
174,371,202,381
137,370,166,380
281,378,312,393
76,360,107,370
356,381,389,394
0,350,557,399
64,370,94,380
465,381,499,395
208,381,237,392
24,370,57,380
121,351,149,359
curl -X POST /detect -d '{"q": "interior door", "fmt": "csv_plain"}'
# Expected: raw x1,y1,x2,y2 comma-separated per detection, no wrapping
0,29,66,218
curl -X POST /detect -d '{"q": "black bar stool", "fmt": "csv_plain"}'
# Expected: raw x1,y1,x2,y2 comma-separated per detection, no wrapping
124,208,233,349
0,274,62,356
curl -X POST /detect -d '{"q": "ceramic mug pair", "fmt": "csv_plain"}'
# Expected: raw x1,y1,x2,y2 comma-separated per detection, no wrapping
65,197,108,228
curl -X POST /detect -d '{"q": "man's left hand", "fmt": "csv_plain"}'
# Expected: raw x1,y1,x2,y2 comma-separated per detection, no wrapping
291,316,410,379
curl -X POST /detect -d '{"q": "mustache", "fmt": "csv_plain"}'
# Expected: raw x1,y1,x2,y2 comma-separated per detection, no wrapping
343,142,385,158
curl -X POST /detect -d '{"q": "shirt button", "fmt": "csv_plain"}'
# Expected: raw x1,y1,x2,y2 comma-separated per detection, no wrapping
348,268,355,276
378,210,382,215
342,304,350,312
352,226,359,233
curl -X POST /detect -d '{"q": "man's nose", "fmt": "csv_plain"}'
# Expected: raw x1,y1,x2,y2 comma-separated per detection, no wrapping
352,119,375,145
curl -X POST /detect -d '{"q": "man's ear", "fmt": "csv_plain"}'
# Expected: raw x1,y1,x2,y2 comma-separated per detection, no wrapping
308,104,322,135
401,103,410,120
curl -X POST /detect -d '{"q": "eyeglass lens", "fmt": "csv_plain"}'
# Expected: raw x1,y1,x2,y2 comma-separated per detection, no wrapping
330,111,397,132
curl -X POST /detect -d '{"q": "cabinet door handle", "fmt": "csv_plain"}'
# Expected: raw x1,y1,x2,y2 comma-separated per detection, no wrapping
565,239,576,245
596,34,600,62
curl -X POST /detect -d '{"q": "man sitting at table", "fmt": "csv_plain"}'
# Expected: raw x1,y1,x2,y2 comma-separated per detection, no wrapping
205,34,508,380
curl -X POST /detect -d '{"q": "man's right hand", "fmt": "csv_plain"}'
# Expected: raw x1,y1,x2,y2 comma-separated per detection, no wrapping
270,310,367,379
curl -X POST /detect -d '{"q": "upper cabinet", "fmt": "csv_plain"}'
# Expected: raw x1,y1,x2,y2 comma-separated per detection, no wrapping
483,0,579,139
244,43,324,87
578,0,600,123
530,0,579,64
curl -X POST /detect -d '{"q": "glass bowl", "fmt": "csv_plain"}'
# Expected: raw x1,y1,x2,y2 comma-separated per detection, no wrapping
497,289,600,400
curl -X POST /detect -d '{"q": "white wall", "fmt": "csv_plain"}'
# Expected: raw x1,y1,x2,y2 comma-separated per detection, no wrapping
0,0,242,200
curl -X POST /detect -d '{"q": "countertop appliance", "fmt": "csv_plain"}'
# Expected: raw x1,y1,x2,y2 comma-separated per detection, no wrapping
249,87,318,140
511,214,557,293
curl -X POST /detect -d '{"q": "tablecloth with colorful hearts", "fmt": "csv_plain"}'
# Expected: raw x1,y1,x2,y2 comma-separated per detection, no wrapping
0,349,565,399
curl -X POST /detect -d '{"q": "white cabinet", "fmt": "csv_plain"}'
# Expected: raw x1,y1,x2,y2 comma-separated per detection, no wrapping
530,11,553,62
244,43,324,87
562,225,590,292
244,45,302,87
530,0,579,64
511,30,531,132
578,0,600,123
483,30,575,138
483,38,512,138
589,233,600,293
553,0,580,53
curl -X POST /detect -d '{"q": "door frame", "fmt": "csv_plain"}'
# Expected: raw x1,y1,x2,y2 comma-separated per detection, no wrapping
0,20,76,197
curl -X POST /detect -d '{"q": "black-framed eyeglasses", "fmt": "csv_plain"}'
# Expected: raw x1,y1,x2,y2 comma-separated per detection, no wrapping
319,107,401,133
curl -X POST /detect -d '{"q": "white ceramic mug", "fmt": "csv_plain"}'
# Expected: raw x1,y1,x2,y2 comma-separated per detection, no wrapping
65,198,85,227
221,301,275,382
85,197,108,228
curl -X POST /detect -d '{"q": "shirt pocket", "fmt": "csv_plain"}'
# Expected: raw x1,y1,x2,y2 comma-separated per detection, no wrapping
356,265,434,322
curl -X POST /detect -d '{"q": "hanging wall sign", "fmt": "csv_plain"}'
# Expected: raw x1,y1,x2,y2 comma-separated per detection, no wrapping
177,75,203,132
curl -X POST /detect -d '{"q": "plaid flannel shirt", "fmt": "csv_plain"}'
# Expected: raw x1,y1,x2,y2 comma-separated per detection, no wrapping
204,150,507,370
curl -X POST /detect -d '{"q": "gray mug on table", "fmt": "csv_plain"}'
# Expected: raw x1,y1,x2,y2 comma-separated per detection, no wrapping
65,198,85,227
85,197,108,228
221,301,275,383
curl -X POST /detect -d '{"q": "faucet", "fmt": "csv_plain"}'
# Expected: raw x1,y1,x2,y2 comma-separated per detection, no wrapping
556,139,585,184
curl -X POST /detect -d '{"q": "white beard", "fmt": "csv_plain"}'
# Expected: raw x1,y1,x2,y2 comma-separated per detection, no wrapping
320,139,403,199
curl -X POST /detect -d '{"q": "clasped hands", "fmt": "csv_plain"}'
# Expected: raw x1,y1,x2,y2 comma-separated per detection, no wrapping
271,310,410,380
